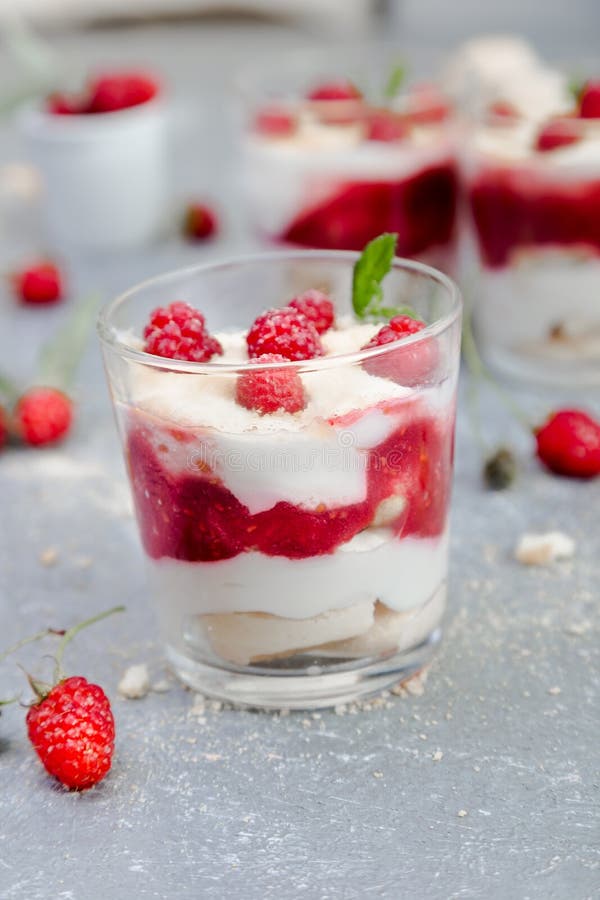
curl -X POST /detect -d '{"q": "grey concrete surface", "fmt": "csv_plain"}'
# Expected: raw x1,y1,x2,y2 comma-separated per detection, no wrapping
0,19,599,900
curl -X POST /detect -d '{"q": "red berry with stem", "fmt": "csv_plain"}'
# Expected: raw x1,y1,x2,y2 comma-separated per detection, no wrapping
535,119,581,152
246,307,323,361
579,80,600,119
236,353,306,415
20,605,123,791
14,387,73,447
535,409,600,478
183,203,219,241
13,262,63,305
288,289,335,334
143,301,222,362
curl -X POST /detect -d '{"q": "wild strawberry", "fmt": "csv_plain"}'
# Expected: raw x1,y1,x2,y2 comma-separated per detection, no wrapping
246,307,323,361
307,81,362,102
366,111,408,142
535,119,580,152
254,107,297,137
236,353,305,415
14,387,73,446
143,301,222,362
535,409,600,478
183,203,219,241
87,72,159,113
362,315,437,385
579,80,600,119
13,262,63,305
288,289,335,334
26,676,115,791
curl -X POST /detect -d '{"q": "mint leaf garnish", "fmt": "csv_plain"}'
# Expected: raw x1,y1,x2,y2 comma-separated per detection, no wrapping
37,293,100,390
352,233,398,318
383,62,407,101
568,76,584,104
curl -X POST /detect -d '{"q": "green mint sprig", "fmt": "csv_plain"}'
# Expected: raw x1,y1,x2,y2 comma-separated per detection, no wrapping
383,62,407,102
352,233,418,322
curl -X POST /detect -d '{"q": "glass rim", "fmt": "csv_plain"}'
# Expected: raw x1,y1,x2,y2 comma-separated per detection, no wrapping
97,249,462,375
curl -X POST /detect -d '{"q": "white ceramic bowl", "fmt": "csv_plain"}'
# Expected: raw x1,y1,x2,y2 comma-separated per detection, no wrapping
20,97,168,251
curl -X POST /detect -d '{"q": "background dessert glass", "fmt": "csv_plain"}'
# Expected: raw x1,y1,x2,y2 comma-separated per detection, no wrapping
237,47,459,272
463,108,600,385
98,251,462,709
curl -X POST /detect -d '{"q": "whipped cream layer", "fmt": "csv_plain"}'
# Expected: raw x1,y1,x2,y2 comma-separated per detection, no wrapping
151,527,449,621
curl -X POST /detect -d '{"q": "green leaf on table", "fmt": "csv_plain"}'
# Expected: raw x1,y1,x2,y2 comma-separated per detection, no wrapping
383,62,407,101
352,232,398,319
37,293,100,390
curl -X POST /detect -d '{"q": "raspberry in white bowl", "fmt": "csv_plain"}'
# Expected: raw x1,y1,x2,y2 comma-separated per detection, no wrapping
20,70,167,250
455,42,600,384
98,238,462,709
238,50,459,272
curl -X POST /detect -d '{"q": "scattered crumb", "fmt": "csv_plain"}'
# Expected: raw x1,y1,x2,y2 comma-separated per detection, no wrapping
373,771,383,779
473,765,481,772
564,621,591,636
547,686,561,696
457,809,468,818
432,750,444,762
151,679,171,693
515,531,575,566
203,753,222,762
39,547,59,567
189,694,206,717
334,704,347,716
73,555,93,569
419,733,428,741
118,664,150,700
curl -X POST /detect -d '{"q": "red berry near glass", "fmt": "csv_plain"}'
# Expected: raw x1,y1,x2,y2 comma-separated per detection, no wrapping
14,388,73,447
535,410,600,479
579,80,600,119
13,262,64,305
183,203,219,242
47,70,159,116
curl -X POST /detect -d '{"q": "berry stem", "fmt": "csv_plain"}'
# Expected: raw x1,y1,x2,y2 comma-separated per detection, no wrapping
37,293,100,391
0,627,65,663
0,370,20,404
53,605,124,681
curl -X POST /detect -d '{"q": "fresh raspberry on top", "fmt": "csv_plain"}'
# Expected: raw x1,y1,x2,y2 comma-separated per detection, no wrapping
15,387,73,447
579,80,600,119
26,676,115,790
307,80,362,102
254,107,297,137
183,203,218,241
236,354,305,415
13,262,63,305
535,409,600,478
535,119,581,152
87,72,159,113
366,111,408,142
144,301,222,362
362,315,436,385
246,307,323,361
288,289,335,334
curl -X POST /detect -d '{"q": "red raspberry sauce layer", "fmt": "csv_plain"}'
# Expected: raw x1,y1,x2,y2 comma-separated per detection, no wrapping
126,406,453,563
281,164,458,255
469,167,600,268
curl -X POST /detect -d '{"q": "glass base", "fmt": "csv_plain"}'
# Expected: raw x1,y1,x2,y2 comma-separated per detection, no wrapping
482,341,600,388
166,628,441,710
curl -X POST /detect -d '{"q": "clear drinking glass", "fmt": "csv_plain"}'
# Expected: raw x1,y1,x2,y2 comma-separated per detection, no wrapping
464,109,600,385
98,251,462,709
238,47,460,272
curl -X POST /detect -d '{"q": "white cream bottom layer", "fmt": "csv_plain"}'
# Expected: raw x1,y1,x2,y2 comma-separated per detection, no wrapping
152,528,448,666
474,250,600,361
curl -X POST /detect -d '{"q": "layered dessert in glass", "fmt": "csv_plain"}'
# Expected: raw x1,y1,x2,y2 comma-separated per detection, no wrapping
239,51,459,271
454,38,600,383
98,247,461,708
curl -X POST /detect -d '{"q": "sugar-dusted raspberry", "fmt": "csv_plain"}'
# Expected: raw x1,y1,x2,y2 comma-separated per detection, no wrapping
535,409,600,478
236,354,305,415
307,81,362,102
143,301,222,362
246,307,323,361
579,80,600,119
362,315,437,386
288,289,335,334
15,388,73,447
535,119,581,152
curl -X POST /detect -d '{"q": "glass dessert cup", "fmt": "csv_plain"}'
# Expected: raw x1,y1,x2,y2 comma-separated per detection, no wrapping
238,47,459,272
98,251,462,709
464,110,600,386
